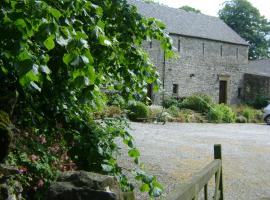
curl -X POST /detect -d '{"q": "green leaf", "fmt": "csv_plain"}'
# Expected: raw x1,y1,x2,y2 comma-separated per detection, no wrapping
49,7,61,19
44,35,55,50
140,184,150,192
128,149,140,158
56,36,69,46
71,56,81,66
30,81,41,92
15,18,26,28
18,51,31,61
40,65,51,74
80,56,89,65
99,35,112,46
19,70,39,87
63,53,76,65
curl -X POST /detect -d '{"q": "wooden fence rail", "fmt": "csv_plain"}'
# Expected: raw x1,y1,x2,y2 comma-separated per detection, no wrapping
167,144,223,200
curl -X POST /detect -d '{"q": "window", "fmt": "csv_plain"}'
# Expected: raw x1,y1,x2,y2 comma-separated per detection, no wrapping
150,41,152,48
202,43,205,56
178,38,181,52
173,84,178,95
236,48,239,59
238,87,242,98
220,45,223,57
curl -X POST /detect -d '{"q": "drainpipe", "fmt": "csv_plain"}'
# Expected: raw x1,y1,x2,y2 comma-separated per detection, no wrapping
162,50,166,102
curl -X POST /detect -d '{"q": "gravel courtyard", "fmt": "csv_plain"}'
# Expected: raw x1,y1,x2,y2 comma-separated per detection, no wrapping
119,123,270,200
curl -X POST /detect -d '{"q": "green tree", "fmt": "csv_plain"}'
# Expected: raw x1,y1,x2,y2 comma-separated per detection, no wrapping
180,5,201,13
219,0,270,60
0,0,172,198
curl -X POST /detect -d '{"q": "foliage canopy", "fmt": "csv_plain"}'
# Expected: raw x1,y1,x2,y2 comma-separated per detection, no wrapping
0,0,172,198
219,0,270,60
180,5,201,14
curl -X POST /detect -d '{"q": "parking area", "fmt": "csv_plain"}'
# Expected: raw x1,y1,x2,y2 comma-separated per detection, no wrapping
119,123,270,200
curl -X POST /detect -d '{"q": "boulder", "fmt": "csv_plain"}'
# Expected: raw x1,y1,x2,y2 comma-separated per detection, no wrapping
48,171,133,200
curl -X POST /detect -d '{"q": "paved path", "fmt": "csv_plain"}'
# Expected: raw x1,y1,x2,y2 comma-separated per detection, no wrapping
119,123,270,200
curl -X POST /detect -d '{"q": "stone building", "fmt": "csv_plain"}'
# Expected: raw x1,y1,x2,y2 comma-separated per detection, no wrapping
244,59,270,101
128,0,249,104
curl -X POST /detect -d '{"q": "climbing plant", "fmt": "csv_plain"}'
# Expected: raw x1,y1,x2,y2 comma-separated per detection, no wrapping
0,0,172,198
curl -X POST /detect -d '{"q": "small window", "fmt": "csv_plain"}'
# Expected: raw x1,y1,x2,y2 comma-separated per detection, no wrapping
150,41,152,48
178,38,181,52
173,84,179,95
236,48,239,59
220,45,223,57
238,88,242,98
202,43,205,56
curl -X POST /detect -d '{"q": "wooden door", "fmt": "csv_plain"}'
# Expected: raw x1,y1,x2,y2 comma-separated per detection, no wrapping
219,81,227,104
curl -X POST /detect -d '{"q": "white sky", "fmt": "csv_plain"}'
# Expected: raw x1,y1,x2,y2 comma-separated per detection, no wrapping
153,0,270,20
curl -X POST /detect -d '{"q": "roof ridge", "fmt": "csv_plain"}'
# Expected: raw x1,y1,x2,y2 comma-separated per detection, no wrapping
132,0,220,19
128,0,249,46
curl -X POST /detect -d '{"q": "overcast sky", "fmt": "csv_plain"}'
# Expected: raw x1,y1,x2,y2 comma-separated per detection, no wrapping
153,0,270,20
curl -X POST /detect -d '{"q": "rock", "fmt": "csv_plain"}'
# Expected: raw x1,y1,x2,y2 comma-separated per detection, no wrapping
0,164,19,177
0,178,23,200
48,171,132,200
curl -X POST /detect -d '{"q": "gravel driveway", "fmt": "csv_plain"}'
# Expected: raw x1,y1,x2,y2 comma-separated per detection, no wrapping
118,123,270,200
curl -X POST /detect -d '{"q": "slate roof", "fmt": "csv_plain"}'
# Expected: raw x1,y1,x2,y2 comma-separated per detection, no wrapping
246,59,270,77
127,0,249,46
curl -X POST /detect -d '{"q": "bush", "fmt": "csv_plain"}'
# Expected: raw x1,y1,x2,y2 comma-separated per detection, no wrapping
167,105,181,117
107,94,126,108
162,97,180,108
179,94,213,114
127,102,149,121
148,105,163,118
242,107,256,122
208,104,236,123
236,116,247,123
245,95,269,109
208,107,224,123
166,107,206,123
241,106,263,123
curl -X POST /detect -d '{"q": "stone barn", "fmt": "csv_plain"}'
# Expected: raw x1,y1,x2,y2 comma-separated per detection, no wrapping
128,0,249,105
244,59,270,101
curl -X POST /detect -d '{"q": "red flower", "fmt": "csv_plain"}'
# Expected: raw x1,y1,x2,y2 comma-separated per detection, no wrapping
37,179,44,188
30,154,39,162
38,135,47,144
18,166,28,174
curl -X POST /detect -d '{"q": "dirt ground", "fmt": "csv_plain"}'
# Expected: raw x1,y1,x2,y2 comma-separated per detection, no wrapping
118,122,270,200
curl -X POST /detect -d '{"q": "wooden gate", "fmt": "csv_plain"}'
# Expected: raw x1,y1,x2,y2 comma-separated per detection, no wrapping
167,144,224,200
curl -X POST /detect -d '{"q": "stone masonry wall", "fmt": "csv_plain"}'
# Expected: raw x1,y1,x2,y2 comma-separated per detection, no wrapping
144,34,249,104
243,73,270,101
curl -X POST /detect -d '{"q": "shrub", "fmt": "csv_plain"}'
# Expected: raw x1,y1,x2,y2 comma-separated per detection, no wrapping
107,94,126,108
208,104,236,123
148,105,163,118
167,107,206,123
208,107,224,123
179,94,213,114
167,105,181,117
127,102,149,121
162,97,179,108
245,95,269,109
236,116,247,123
148,105,170,122
242,107,256,122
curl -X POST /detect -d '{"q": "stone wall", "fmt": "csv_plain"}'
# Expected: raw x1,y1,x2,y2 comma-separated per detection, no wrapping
144,34,249,104
243,73,270,101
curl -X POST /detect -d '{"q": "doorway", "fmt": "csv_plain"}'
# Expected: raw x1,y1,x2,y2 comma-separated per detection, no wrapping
147,84,153,103
219,80,227,104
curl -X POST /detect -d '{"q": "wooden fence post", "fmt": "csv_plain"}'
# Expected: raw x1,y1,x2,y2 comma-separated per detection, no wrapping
214,144,224,200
